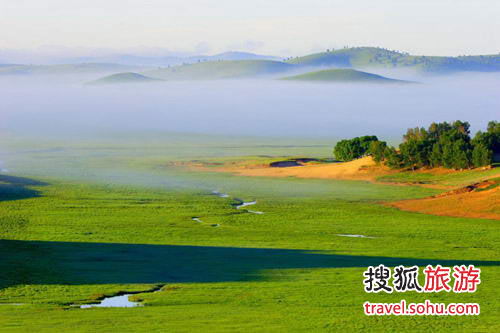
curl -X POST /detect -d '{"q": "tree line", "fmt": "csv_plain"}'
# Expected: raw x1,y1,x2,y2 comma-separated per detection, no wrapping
333,121,499,170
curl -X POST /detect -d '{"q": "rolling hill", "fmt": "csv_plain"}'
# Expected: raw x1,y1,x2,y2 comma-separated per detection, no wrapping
144,60,297,80
87,72,162,85
287,47,500,74
281,68,412,84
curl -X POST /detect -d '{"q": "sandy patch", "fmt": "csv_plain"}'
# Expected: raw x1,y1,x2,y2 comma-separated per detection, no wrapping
216,156,393,182
388,181,499,220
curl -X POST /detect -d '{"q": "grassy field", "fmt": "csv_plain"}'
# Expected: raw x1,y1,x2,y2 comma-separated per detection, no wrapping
88,72,162,85
281,69,409,84
143,60,297,80
0,135,499,332
377,167,500,187
286,47,500,74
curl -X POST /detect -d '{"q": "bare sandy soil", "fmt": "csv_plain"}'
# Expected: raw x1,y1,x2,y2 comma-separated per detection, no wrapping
214,156,393,182
388,180,499,220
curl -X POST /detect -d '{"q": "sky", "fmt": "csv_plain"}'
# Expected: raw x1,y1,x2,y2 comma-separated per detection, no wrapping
1,0,499,57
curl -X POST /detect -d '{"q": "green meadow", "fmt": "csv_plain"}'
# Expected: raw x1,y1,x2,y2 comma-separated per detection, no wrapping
0,135,499,332
281,69,409,84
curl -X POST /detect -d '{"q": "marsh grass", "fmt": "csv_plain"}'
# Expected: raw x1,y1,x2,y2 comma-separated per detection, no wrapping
0,136,499,332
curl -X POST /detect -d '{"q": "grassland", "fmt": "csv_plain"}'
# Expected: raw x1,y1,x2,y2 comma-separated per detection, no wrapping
377,167,500,187
0,136,499,332
287,47,500,74
88,72,162,85
2,47,500,82
281,69,410,84
144,60,297,80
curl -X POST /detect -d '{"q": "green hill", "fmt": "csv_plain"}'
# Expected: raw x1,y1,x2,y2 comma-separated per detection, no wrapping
0,63,143,76
281,68,412,84
287,47,500,74
88,72,162,85
145,60,297,80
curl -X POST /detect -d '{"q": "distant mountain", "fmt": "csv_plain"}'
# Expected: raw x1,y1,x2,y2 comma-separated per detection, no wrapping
145,60,297,80
87,72,162,85
287,47,500,74
58,51,281,67
0,63,145,76
191,51,281,62
281,68,412,84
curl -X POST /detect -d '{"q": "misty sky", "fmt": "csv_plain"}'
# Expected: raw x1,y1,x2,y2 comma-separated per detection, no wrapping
1,0,499,57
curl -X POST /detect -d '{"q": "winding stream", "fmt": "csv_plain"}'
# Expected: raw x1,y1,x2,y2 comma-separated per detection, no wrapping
212,190,264,215
80,294,141,308
79,285,164,309
211,190,229,198
233,200,264,214
337,234,375,239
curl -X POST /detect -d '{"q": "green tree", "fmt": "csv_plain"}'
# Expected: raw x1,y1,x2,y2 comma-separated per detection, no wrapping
441,139,456,169
333,136,378,161
369,141,387,163
472,143,492,167
429,143,442,167
384,147,402,169
358,136,379,152
399,140,421,170
451,139,472,170
473,121,499,156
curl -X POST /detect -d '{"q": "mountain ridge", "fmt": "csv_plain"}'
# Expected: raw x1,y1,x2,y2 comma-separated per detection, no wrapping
287,47,500,73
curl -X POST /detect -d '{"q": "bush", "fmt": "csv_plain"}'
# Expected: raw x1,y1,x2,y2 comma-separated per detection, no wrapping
333,136,378,161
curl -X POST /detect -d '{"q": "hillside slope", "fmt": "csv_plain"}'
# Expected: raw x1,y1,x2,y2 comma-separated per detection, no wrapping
145,60,297,80
281,68,411,84
88,72,162,85
389,178,499,220
287,47,500,73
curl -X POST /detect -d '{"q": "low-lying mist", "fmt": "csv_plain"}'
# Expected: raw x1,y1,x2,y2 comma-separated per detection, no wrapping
2,73,498,139
0,73,498,192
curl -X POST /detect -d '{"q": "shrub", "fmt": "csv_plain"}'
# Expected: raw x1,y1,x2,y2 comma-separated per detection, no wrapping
333,136,378,161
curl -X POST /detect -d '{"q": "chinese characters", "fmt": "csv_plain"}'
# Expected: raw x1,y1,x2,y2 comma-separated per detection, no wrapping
363,265,480,293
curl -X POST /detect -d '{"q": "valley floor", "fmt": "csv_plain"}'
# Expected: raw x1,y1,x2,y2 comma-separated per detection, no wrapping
1,161,499,332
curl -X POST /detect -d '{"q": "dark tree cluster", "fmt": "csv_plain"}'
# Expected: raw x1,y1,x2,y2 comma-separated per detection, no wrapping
335,121,499,170
333,136,379,161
